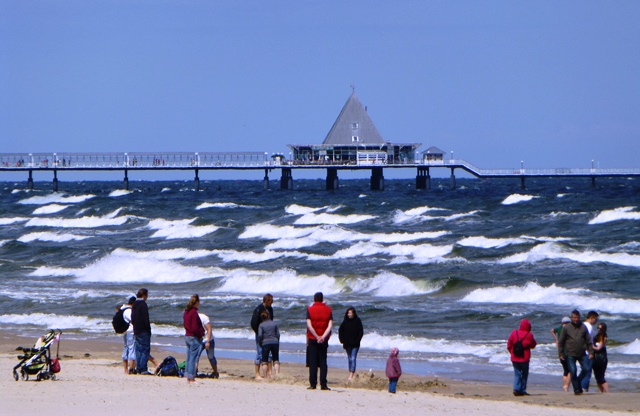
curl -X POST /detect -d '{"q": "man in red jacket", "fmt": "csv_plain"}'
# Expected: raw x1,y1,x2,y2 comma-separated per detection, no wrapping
507,318,537,396
306,292,333,390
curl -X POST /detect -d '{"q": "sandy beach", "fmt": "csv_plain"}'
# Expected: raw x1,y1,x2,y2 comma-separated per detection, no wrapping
1,331,636,416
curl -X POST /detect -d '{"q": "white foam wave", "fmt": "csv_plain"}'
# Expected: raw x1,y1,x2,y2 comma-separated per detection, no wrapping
361,332,500,357
18,194,95,205
196,202,259,210
499,242,640,268
589,206,640,225
0,217,29,225
18,232,90,243
32,204,69,215
347,272,445,296
0,313,105,331
0,239,9,247
462,281,640,315
239,224,316,240
25,209,129,228
213,249,307,263
616,339,640,355
502,194,537,205
112,248,213,260
285,204,327,215
109,189,132,197
216,268,340,296
293,212,375,225
147,218,219,239
458,236,528,249
392,206,447,224
304,241,453,264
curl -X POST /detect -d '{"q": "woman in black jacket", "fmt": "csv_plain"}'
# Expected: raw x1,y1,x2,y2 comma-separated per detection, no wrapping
338,307,364,382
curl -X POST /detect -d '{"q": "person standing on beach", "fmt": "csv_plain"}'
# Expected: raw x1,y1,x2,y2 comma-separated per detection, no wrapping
507,319,537,396
558,309,594,395
251,293,273,380
581,310,599,392
338,307,364,382
385,347,402,394
198,311,219,378
120,296,137,374
183,294,204,384
131,288,153,375
592,322,610,393
551,316,571,391
257,310,280,378
306,291,333,390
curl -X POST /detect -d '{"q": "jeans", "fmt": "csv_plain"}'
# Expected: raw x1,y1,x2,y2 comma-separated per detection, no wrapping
512,361,530,394
122,333,136,361
200,338,217,367
185,336,203,380
307,339,328,388
567,354,590,393
346,347,359,373
134,332,151,373
255,336,271,365
580,355,593,391
388,377,399,393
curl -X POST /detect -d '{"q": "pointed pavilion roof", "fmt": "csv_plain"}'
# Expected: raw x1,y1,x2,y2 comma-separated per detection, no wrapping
322,92,384,145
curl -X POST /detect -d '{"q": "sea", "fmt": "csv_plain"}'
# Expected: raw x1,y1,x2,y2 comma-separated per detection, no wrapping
1,177,639,391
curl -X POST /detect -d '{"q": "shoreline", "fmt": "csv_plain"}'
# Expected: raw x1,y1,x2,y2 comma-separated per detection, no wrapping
2,330,637,415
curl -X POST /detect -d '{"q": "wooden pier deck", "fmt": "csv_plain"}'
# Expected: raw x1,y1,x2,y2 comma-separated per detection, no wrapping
1,152,639,191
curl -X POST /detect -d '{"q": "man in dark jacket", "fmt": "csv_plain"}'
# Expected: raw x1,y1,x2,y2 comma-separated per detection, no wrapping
131,288,152,375
558,309,594,395
250,293,273,379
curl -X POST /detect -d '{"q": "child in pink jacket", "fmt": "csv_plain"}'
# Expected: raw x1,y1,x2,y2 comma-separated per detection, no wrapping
385,347,402,393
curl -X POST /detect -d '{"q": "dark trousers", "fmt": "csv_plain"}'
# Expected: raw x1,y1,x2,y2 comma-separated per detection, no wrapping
134,332,151,373
307,339,328,388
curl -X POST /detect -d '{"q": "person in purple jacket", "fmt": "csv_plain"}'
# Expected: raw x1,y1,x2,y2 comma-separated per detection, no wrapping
385,347,402,394
507,318,537,396
183,294,204,384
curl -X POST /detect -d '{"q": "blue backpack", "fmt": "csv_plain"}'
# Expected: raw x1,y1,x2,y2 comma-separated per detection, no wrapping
156,356,182,377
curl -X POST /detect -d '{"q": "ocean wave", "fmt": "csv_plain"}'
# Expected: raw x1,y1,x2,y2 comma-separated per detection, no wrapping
18,232,90,243
589,206,640,225
216,268,339,296
196,202,260,210
498,242,640,268
458,236,529,249
146,218,219,239
112,247,214,260
0,239,8,247
361,332,500,356
213,249,307,263
306,241,453,263
615,339,640,355
25,209,130,228
392,206,447,224
347,272,445,296
0,313,106,331
18,194,96,205
109,189,133,197
32,204,69,215
284,204,328,215
461,281,640,314
0,217,29,225
293,212,376,225
501,194,537,205
239,224,316,240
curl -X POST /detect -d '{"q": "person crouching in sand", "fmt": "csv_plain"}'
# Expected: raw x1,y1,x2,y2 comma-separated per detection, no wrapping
385,347,402,394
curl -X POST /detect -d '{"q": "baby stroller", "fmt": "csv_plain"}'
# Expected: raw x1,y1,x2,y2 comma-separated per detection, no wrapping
13,329,62,381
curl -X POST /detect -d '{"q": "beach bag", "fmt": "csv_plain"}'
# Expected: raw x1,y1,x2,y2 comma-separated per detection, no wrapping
50,358,61,374
513,332,525,357
156,356,181,377
112,308,130,334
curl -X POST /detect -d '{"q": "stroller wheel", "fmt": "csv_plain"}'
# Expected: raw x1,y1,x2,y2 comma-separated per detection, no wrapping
21,370,28,381
36,373,41,381
13,371,19,381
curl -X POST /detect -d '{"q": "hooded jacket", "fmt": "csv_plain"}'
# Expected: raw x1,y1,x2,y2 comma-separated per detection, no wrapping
385,348,402,378
507,319,537,363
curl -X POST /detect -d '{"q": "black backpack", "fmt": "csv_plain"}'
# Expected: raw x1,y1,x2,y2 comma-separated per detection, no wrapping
112,307,130,334
513,332,525,357
156,356,182,377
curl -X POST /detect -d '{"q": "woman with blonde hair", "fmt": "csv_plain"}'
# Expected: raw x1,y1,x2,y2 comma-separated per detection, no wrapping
183,294,204,384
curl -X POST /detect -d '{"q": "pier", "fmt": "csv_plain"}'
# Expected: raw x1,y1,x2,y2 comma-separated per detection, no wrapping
1,151,640,191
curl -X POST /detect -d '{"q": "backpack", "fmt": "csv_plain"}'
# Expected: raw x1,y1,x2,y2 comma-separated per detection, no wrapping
156,356,182,377
112,307,130,334
513,332,525,357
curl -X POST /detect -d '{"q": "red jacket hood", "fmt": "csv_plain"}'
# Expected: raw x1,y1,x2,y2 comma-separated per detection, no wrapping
519,319,532,332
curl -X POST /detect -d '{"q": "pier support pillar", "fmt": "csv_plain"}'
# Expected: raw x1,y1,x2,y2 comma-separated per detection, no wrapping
280,168,293,190
450,168,456,189
53,170,58,192
194,169,200,191
124,169,129,191
521,177,526,190
416,167,430,190
326,168,339,190
263,169,269,190
370,167,384,191
28,170,34,190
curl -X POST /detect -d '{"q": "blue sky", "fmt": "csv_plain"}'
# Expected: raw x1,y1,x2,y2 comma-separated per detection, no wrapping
2,1,639,181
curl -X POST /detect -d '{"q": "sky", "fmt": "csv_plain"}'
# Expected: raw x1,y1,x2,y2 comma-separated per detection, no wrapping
2,1,640,182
